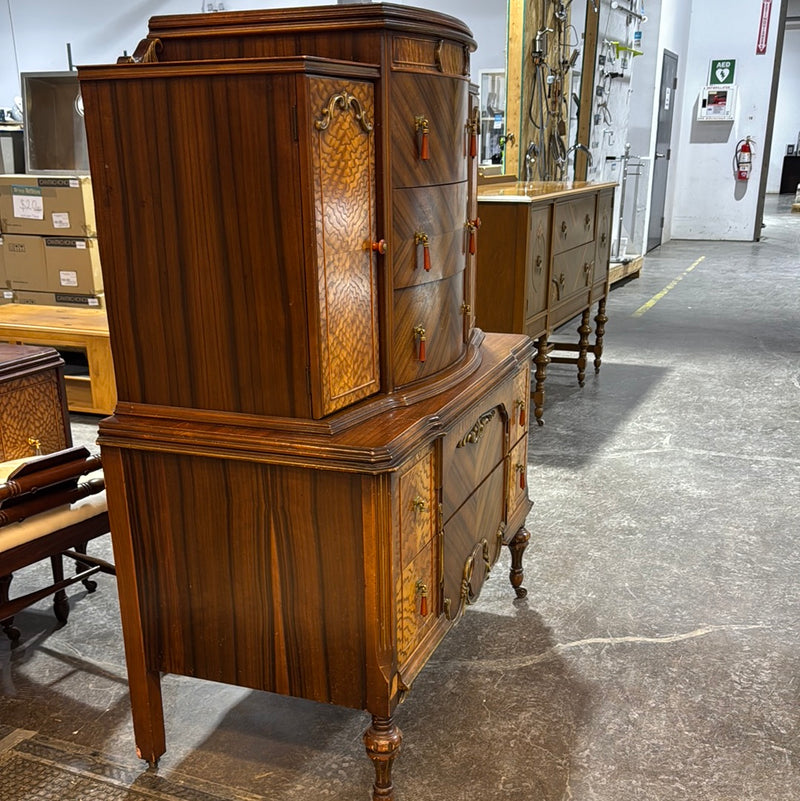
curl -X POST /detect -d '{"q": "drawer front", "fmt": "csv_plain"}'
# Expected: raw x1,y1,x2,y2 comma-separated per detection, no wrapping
396,540,439,664
525,205,552,322
553,194,596,254
393,271,466,387
392,182,468,288
442,464,504,623
390,72,469,188
0,370,69,460
391,34,470,77
593,189,614,286
551,241,595,305
442,392,505,520
506,436,529,523
507,361,531,447
398,445,438,568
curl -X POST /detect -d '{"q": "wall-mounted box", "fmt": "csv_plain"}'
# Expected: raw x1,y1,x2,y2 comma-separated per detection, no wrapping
697,84,738,122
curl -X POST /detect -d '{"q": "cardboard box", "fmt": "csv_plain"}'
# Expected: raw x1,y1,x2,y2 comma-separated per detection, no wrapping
0,234,6,287
14,289,105,309
3,233,47,290
44,236,103,294
0,174,96,237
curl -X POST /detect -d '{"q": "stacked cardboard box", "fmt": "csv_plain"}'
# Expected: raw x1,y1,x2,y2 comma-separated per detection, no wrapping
0,174,104,307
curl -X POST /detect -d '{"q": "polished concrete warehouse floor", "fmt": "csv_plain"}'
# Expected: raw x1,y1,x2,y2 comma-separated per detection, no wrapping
1,195,798,800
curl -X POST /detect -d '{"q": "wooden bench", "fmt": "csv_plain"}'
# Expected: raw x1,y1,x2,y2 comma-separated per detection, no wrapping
0,304,116,415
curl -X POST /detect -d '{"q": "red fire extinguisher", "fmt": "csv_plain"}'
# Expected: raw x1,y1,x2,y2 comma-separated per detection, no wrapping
734,137,755,181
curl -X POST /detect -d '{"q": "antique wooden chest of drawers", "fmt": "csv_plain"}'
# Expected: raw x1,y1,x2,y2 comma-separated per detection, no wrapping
0,343,71,461
78,5,532,800
476,181,616,423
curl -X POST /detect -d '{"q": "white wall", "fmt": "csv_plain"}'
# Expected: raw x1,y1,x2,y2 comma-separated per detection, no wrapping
767,0,800,191
670,0,785,240
0,0,507,107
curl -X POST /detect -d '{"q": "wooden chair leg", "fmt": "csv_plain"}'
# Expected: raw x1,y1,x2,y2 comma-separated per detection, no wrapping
50,555,70,624
74,542,98,592
0,574,21,643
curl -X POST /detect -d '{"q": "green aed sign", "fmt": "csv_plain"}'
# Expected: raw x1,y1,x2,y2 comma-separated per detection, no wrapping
709,59,736,85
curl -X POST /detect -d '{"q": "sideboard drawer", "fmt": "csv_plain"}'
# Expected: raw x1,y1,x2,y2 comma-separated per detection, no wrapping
507,360,531,447
392,182,468,288
398,446,437,568
551,241,595,305
442,394,505,520
396,538,439,665
442,464,504,622
552,194,596,255
392,271,466,387
390,72,469,188
506,436,529,523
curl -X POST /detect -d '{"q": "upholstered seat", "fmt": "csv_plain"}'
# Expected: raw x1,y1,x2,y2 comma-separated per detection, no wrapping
0,446,114,644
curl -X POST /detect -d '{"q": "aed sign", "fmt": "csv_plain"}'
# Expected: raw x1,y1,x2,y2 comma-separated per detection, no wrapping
709,59,736,85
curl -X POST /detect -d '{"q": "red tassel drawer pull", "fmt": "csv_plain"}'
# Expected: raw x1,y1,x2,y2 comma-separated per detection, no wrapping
414,326,427,363
416,580,429,617
415,116,430,161
466,217,481,255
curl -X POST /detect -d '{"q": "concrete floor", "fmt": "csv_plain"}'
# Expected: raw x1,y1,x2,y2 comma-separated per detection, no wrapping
1,194,798,800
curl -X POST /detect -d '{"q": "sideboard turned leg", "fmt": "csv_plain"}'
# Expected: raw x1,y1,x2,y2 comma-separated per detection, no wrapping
363,715,402,801
576,308,591,387
508,526,530,599
594,297,608,373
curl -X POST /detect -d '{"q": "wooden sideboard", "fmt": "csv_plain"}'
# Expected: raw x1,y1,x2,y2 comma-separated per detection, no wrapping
78,6,532,799
0,343,72,460
476,181,615,423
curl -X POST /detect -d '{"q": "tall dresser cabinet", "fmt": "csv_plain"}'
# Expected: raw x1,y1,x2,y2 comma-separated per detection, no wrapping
78,5,532,799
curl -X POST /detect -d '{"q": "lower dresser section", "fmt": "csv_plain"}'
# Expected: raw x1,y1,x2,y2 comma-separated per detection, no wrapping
101,332,533,740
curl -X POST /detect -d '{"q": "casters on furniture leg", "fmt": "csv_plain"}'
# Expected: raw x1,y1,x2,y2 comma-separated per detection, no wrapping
364,715,402,801
508,527,530,599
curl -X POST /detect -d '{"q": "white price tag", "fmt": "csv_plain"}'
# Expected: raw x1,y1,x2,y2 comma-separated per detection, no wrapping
52,212,71,228
12,193,44,220
69,179,79,188
88,297,99,306
60,270,79,287
76,240,87,249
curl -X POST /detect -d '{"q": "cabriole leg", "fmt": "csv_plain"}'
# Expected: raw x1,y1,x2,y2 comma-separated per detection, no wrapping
363,715,402,801
508,527,530,599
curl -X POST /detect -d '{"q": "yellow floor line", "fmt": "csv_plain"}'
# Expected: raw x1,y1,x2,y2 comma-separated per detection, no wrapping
632,255,706,318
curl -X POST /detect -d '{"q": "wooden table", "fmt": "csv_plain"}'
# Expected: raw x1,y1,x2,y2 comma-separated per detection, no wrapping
0,305,116,416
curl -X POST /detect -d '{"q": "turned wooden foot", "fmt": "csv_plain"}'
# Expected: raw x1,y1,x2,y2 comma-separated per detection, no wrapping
533,335,549,426
74,543,98,592
364,715,402,801
507,527,530,598
594,298,608,373
576,309,591,387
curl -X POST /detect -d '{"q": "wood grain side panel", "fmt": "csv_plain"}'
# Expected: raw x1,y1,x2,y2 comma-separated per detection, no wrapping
392,35,467,76
525,205,553,323
121,449,369,710
390,73,468,188
474,202,527,334
392,183,468,289
81,72,312,418
308,76,380,416
594,188,613,287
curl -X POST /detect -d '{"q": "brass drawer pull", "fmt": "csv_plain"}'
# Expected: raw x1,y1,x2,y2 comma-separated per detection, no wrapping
371,239,387,255
413,325,427,362
411,495,428,513
414,231,431,271
414,116,430,160
415,580,429,617
585,213,592,228
560,221,568,236
456,408,497,448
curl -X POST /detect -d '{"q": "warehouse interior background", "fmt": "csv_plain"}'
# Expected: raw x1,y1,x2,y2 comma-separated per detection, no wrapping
0,0,798,252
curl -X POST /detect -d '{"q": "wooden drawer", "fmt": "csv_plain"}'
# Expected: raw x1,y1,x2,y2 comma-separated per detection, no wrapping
396,538,439,665
393,271,466,387
391,34,469,77
390,72,469,188
553,194,596,254
442,392,505,520
392,182,468,288
525,205,552,323
442,464,504,622
507,360,531,447
551,241,595,305
506,436,529,523
398,446,437,568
